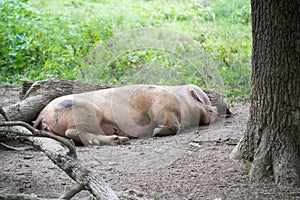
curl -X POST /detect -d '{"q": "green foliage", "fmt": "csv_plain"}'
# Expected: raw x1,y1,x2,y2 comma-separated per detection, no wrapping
203,39,252,99
2,0,252,99
242,167,251,175
0,0,112,84
138,5,213,22
209,0,251,23
136,0,251,24
97,50,207,87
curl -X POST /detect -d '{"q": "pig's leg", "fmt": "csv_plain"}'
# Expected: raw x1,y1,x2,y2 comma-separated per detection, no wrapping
152,111,180,137
65,128,130,146
149,104,180,137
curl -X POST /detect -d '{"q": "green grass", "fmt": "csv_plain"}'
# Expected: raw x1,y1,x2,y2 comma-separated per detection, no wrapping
2,0,252,99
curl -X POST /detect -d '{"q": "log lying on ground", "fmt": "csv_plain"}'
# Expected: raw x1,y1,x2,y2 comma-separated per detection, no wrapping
202,88,231,117
0,121,119,200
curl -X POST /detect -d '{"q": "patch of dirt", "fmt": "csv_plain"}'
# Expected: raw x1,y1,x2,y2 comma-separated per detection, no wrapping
0,86,299,200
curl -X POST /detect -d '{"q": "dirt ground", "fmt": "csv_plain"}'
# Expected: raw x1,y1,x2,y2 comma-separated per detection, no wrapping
0,85,299,200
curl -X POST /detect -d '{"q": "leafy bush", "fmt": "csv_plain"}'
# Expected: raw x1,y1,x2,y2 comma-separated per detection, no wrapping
0,0,113,84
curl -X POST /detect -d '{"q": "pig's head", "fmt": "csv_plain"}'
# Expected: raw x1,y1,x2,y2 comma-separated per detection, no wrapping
201,104,218,125
188,86,218,125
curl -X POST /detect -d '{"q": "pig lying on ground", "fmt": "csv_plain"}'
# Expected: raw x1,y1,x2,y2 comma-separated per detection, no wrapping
34,84,218,145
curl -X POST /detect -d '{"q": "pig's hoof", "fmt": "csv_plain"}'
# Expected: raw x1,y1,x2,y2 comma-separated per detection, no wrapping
153,125,180,137
153,126,165,137
111,136,130,145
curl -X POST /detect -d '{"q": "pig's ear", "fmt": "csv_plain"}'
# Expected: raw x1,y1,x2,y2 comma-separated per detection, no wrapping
190,88,205,104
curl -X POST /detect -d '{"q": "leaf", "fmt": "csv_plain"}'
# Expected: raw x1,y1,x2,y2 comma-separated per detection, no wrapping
44,59,50,70
224,57,229,63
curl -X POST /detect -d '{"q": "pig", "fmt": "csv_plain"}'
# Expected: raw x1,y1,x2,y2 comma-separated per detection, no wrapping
33,84,218,145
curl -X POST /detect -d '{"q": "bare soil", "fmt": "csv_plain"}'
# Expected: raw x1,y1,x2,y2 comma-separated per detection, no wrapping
0,85,299,200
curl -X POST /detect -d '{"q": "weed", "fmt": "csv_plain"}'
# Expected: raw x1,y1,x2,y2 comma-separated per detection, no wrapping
242,167,251,175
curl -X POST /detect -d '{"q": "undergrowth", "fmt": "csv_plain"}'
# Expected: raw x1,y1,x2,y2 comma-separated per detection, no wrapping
0,0,112,84
1,0,252,99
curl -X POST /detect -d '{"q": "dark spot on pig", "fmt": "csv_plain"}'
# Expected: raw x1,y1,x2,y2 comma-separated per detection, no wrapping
147,86,156,90
53,112,59,123
59,99,73,108
135,112,151,126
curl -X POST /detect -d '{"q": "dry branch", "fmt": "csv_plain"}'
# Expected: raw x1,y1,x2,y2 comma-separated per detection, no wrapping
0,193,56,200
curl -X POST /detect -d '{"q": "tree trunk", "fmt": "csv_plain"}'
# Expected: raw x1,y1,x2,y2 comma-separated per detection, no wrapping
231,1,300,186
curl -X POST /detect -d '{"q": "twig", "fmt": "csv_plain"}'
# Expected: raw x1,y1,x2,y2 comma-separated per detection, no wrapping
59,183,84,199
0,107,10,121
0,193,56,200
0,121,77,158
0,142,32,151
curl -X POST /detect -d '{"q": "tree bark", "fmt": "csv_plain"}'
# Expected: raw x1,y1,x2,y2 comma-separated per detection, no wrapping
231,0,300,186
